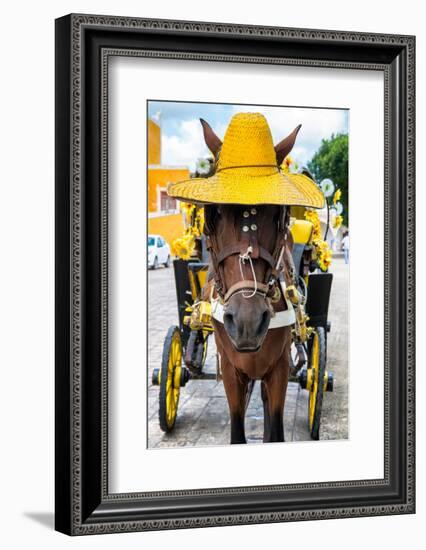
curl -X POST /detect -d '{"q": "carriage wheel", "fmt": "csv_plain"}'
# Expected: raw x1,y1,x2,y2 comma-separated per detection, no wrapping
308,326,326,440
159,326,183,432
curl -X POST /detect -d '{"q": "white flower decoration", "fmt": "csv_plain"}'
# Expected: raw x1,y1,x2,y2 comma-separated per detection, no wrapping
196,158,211,175
320,178,335,198
335,201,344,215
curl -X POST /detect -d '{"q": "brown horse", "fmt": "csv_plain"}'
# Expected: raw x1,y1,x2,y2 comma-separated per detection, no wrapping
200,119,300,444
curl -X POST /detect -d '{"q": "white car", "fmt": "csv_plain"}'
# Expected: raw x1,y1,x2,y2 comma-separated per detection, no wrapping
148,234,171,269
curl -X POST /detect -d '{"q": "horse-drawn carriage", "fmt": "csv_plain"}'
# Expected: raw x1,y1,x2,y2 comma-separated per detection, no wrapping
152,113,336,443
152,206,335,441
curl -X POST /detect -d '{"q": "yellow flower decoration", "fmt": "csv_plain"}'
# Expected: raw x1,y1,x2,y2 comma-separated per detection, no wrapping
180,202,204,235
333,188,342,204
304,210,322,241
172,204,205,260
180,202,196,224
172,232,196,260
281,155,293,173
333,215,343,229
304,209,332,271
194,207,204,236
316,240,333,272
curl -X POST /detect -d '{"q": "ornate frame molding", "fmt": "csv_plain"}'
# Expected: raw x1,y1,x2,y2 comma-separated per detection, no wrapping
55,14,415,535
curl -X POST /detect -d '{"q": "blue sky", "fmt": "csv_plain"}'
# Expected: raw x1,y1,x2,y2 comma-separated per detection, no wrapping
148,101,349,171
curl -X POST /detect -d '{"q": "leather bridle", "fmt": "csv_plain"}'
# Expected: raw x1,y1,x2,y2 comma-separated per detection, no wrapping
205,205,291,306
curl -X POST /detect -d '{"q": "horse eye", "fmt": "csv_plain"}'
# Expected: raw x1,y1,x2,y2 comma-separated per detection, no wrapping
217,207,221,215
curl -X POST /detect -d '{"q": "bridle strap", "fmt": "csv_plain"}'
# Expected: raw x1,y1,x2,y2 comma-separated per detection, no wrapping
223,280,270,304
264,207,290,284
205,206,290,300
211,277,296,329
205,235,223,294
216,244,277,270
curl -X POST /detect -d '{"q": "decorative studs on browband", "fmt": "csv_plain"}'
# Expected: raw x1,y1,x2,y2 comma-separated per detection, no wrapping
242,208,258,232
239,208,259,298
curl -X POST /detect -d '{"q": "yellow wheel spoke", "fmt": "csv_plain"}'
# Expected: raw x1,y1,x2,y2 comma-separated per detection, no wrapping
166,332,182,426
307,326,326,439
159,326,183,432
309,332,320,429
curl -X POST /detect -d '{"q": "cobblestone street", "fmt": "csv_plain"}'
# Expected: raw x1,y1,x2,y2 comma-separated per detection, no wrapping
147,258,348,447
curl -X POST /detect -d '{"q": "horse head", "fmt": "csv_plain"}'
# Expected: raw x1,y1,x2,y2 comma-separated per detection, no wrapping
205,204,287,352
201,118,300,353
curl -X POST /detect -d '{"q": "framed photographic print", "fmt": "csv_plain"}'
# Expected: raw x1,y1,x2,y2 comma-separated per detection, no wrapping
55,14,415,535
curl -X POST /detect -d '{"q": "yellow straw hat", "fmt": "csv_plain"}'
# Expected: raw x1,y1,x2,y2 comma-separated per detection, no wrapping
167,113,325,208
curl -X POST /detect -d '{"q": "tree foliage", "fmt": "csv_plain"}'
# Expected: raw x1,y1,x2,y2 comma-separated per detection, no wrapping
308,133,349,225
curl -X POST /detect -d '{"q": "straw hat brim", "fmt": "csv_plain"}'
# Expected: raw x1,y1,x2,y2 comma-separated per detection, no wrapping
167,168,325,208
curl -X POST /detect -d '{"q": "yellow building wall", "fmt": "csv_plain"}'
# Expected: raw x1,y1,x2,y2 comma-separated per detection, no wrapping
148,119,161,165
148,213,184,247
147,167,190,212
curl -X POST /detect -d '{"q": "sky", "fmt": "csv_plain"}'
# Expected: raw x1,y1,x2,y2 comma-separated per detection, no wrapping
148,101,349,172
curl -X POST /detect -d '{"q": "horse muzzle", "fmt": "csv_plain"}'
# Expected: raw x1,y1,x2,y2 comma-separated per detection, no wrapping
223,294,271,353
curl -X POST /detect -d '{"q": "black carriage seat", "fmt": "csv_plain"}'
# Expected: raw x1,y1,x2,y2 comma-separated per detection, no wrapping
305,272,333,331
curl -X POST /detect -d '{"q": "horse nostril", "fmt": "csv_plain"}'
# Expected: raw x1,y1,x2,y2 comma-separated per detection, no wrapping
257,309,270,335
224,312,234,327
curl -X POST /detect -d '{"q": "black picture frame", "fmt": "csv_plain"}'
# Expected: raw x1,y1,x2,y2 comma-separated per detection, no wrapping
55,14,415,535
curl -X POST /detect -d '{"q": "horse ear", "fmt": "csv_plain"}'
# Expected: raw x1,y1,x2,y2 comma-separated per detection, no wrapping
274,124,302,166
200,118,222,157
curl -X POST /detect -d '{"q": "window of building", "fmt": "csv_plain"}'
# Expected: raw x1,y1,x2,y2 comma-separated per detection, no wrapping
160,191,177,212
